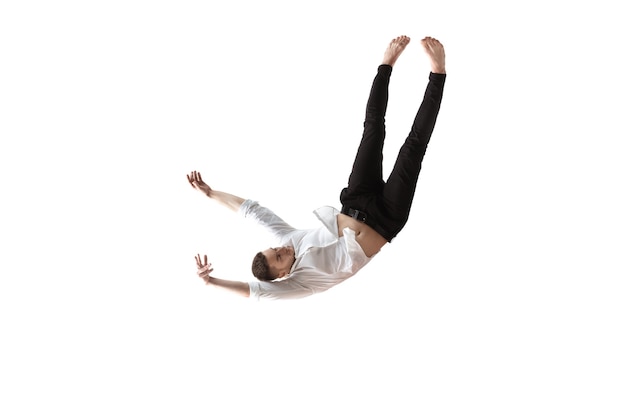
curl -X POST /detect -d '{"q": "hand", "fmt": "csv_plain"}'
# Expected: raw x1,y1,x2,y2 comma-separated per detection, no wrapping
195,254,214,285
187,171,212,196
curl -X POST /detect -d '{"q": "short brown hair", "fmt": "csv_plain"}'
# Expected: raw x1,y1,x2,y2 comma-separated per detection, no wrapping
251,252,273,281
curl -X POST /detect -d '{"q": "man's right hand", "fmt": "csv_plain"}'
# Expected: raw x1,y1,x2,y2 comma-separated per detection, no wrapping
195,254,214,285
194,253,251,298
187,171,212,196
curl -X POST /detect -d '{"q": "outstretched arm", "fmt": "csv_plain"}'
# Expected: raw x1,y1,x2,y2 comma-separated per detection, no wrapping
187,171,245,212
195,254,250,298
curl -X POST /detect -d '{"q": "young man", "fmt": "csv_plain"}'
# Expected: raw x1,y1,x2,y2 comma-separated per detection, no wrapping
189,35,446,300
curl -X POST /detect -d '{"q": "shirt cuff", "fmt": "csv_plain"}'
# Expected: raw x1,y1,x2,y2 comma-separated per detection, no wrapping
238,199,256,217
248,280,260,301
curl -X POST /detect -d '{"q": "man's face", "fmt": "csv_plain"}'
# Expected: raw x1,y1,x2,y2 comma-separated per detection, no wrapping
261,246,296,279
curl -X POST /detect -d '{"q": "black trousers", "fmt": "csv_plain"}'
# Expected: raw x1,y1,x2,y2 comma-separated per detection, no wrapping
340,65,446,242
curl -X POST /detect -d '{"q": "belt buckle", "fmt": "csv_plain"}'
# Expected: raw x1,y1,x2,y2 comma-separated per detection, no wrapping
350,208,367,223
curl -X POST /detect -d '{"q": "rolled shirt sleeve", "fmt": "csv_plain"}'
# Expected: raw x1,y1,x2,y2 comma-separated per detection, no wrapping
239,200,296,242
248,269,353,301
248,279,316,301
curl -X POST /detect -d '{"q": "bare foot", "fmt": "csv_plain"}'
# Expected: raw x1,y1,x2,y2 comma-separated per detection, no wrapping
421,36,446,74
382,35,411,67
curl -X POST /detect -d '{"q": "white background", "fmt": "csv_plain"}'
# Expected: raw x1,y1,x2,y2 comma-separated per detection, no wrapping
1,1,625,416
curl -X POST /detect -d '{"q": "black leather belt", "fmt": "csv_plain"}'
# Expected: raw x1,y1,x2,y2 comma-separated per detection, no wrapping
346,208,367,223
342,206,387,239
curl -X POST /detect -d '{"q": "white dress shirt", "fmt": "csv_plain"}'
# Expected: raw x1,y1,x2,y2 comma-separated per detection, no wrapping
239,200,373,300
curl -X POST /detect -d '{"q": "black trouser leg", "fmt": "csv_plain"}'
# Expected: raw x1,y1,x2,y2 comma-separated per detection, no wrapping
342,65,392,196
380,72,446,239
340,67,445,242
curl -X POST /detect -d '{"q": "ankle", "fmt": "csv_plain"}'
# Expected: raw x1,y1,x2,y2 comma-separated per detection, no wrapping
432,66,446,74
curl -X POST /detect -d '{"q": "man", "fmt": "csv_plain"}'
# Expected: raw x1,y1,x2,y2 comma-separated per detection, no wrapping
189,35,446,300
